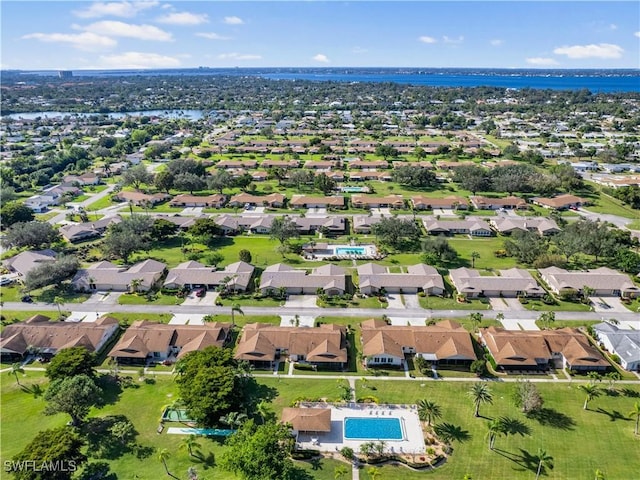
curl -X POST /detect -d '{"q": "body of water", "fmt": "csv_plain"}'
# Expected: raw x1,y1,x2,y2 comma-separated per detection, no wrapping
259,72,640,93
3,109,204,121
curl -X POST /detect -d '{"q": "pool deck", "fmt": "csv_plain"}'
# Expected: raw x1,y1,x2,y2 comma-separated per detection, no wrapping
295,403,426,455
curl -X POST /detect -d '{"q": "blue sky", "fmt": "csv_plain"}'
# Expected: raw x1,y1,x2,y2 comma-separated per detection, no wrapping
1,1,639,70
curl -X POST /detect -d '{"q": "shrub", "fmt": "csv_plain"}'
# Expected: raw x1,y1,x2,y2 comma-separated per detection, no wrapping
356,395,380,404
609,354,621,365
340,446,354,460
470,359,488,376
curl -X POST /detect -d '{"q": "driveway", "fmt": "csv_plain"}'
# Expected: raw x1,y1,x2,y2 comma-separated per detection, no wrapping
83,292,123,305
67,311,108,323
503,298,525,311
180,207,203,215
306,207,327,217
284,295,318,308
168,313,207,325
488,297,508,311
403,294,422,310
389,316,425,326
181,291,218,306
280,315,315,327
590,297,630,314
385,293,405,309
500,318,540,331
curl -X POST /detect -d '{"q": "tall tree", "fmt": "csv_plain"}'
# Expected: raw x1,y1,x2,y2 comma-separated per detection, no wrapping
533,448,554,480
45,347,96,381
417,399,442,427
2,221,60,249
220,420,296,480
8,362,24,386
179,434,201,458
486,418,505,450
122,164,153,190
154,170,175,193
468,383,493,417
9,427,86,480
628,401,640,436
578,383,601,410
314,172,337,195
372,217,421,250
44,374,102,426
269,216,300,245
0,202,34,228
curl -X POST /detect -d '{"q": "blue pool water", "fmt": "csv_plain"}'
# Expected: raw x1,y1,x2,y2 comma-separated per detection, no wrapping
344,417,403,440
335,247,366,255
340,186,368,193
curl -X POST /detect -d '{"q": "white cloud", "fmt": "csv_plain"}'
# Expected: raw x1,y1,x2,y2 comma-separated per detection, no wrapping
443,35,464,44
634,32,640,38
526,57,560,66
224,16,244,25
82,21,173,41
312,54,330,63
195,32,231,40
553,43,623,59
490,39,503,47
22,32,117,51
418,36,437,44
99,51,181,68
609,24,618,30
74,1,158,19
217,52,262,61
157,12,208,25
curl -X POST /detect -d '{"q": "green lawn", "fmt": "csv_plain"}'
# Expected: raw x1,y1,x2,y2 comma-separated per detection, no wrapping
118,292,185,306
0,284,90,304
217,294,283,308
585,191,639,219
420,294,492,311
106,312,173,325
522,299,592,312
358,380,640,480
626,219,640,231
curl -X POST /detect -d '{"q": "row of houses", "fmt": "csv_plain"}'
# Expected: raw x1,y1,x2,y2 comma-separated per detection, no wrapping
1,315,618,373
112,189,588,212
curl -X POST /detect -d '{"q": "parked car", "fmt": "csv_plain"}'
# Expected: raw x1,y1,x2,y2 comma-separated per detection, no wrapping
21,295,33,303
195,288,206,298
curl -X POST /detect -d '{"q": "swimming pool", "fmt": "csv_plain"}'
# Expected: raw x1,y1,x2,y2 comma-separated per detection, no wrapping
343,417,403,440
335,247,366,255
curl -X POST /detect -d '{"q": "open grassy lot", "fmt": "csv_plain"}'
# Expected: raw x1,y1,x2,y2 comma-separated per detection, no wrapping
0,284,90,304
523,298,592,312
585,190,639,219
358,379,640,480
0,372,344,480
118,292,185,306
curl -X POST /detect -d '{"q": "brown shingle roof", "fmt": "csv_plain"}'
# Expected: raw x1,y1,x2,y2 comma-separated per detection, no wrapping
281,408,332,432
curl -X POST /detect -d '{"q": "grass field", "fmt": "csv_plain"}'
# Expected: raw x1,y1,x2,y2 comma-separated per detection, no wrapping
118,292,185,306
356,379,640,480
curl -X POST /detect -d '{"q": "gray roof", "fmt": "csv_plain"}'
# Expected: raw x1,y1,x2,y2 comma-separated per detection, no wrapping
490,217,560,235
73,259,166,290
423,218,492,233
357,263,444,290
594,322,640,365
164,261,254,289
260,263,346,291
450,267,543,295
539,267,639,294
3,249,57,277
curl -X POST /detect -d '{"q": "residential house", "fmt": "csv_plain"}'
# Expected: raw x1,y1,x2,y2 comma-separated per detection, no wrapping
480,326,610,372
235,323,347,370
352,215,383,234
73,259,166,292
470,195,527,210
169,194,226,208
531,194,588,210
348,159,389,169
59,215,122,242
360,319,476,368
411,195,468,210
0,315,119,361
227,192,285,208
289,195,346,209
304,160,338,170
490,217,560,236
24,184,82,212
593,322,640,372
259,264,346,296
351,195,405,209
216,160,258,169
294,216,347,235
3,249,56,277
63,172,101,186
113,191,170,206
108,321,231,365
357,263,444,296
539,267,640,298
348,171,393,182
163,261,254,291
450,267,544,298
422,218,493,236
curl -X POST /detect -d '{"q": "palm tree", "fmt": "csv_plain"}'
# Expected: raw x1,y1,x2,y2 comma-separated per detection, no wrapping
179,434,201,457
256,400,273,423
220,411,248,428
486,418,505,450
468,383,493,417
578,383,601,410
629,401,640,436
605,371,621,392
417,399,442,427
53,296,64,317
158,448,177,478
533,448,553,480
367,466,381,480
129,278,143,294
8,362,24,386
469,312,483,332
334,464,349,479
230,303,244,327
471,251,480,268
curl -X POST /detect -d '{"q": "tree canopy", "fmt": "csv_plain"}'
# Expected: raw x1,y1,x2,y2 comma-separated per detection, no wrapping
269,216,300,245
2,221,60,249
372,217,421,250
44,374,102,426
45,347,96,381
0,202,34,228
220,420,296,480
24,255,79,291
174,346,245,427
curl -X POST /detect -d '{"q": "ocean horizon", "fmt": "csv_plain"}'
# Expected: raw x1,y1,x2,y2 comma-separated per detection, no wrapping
5,67,640,93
